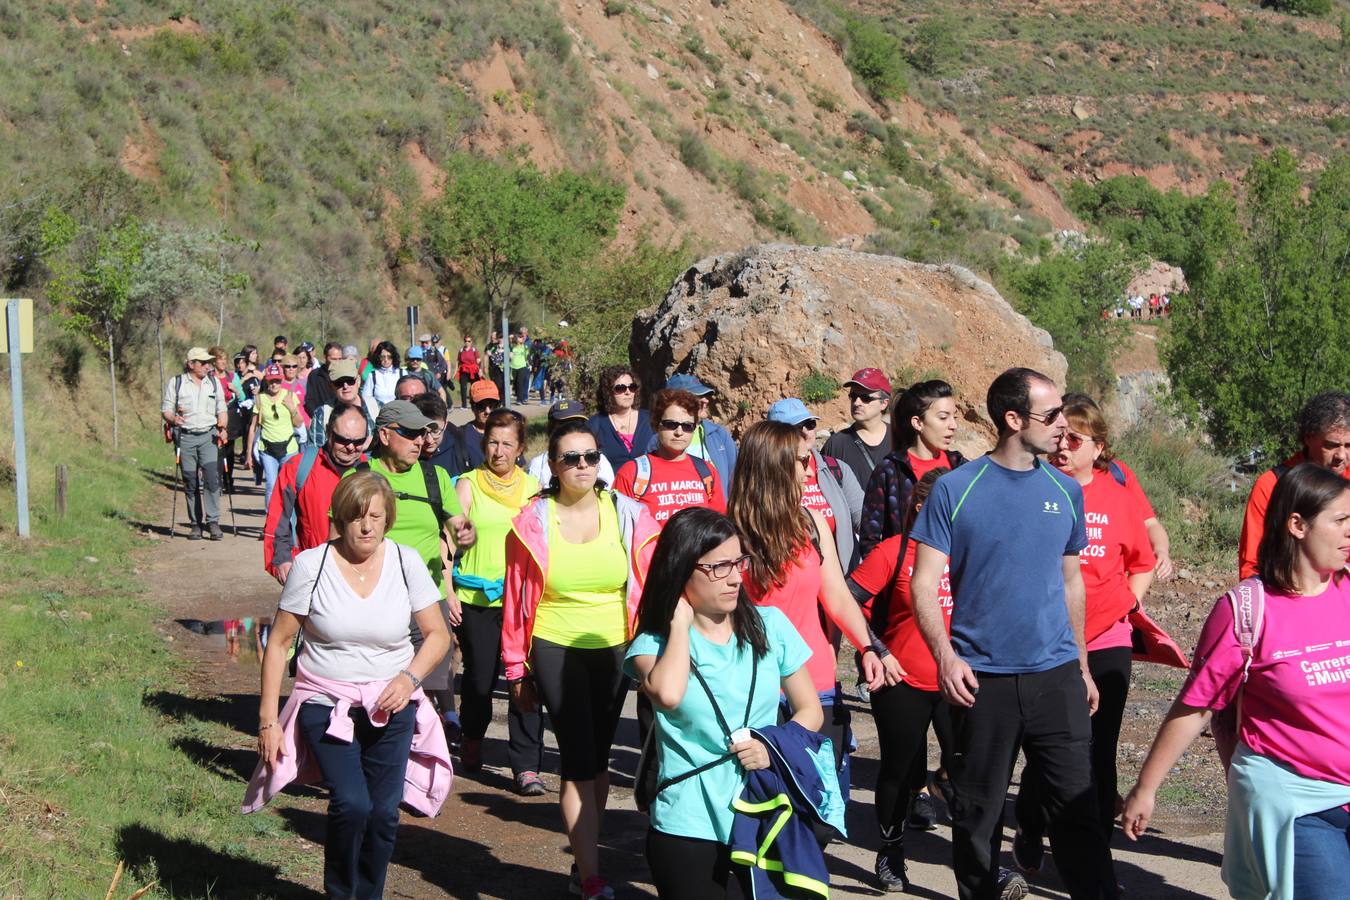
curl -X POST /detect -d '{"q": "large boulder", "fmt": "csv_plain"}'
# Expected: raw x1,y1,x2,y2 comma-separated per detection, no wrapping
630,244,1066,454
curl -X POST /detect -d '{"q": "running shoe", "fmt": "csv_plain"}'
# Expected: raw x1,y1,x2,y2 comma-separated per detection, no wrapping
997,867,1029,900
459,737,483,773
873,843,910,892
515,771,546,796
1012,827,1044,876
579,875,614,900
906,791,938,831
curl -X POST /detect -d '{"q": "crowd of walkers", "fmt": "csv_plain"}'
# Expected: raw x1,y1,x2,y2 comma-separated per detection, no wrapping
163,331,1350,899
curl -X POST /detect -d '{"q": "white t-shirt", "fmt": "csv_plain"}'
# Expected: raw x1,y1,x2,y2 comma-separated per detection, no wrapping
526,449,616,489
279,539,440,684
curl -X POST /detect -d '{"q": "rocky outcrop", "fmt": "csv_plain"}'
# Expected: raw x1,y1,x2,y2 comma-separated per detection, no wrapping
630,244,1067,453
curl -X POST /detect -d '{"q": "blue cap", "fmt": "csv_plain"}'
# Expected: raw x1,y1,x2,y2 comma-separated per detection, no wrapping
405,346,424,360
665,373,713,396
767,398,815,426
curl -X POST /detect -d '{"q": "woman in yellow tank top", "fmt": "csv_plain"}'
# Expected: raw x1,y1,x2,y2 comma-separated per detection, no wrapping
451,409,545,794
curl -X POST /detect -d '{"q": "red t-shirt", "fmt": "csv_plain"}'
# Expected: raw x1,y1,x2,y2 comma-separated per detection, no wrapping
800,457,836,533
612,453,726,524
747,546,835,693
850,535,951,692
1113,459,1156,520
1079,471,1156,649
908,450,951,482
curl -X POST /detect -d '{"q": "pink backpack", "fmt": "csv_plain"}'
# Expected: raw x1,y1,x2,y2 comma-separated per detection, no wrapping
1210,577,1264,771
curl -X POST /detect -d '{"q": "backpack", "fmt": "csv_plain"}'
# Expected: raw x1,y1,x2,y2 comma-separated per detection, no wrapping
1107,459,1127,487
1209,576,1265,771
819,453,845,487
631,454,716,501
356,460,450,528
163,372,222,443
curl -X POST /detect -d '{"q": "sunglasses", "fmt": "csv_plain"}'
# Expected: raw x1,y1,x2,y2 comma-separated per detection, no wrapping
330,432,366,448
849,391,883,404
795,454,811,467
1063,431,1095,450
473,400,501,411
659,419,697,434
333,377,357,388
1026,406,1064,425
556,450,603,469
391,425,427,440
693,554,751,580
797,419,818,431
611,382,637,394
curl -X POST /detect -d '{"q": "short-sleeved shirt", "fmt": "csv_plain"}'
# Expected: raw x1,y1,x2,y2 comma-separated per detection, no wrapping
161,373,226,432
851,535,951,691
454,469,540,607
908,450,951,482
1112,459,1156,520
909,455,1087,674
255,391,299,449
1079,471,1155,651
345,459,462,586
745,545,835,693
624,606,811,842
1179,576,1350,786
822,423,890,490
279,539,440,684
612,454,726,524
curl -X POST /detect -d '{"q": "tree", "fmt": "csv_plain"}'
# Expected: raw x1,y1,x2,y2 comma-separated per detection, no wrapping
40,210,147,449
845,17,908,101
908,18,961,75
1163,150,1350,461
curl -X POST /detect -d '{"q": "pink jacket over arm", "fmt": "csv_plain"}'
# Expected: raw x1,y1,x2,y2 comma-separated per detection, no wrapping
242,664,453,817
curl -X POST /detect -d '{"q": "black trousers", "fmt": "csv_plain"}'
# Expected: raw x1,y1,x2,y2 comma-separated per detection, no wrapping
647,828,752,899
458,373,474,408
948,660,1108,900
454,602,545,775
1016,647,1132,881
871,681,953,843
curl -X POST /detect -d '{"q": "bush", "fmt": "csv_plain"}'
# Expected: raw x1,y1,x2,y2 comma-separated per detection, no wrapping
908,18,962,75
799,368,841,403
678,130,718,180
844,17,908,101
1262,0,1331,16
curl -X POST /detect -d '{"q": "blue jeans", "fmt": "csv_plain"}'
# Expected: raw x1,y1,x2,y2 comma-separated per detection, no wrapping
1294,805,1350,900
258,449,293,511
298,701,417,900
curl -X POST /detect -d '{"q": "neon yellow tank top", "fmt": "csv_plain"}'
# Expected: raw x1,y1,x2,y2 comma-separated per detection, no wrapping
531,496,629,648
455,469,539,607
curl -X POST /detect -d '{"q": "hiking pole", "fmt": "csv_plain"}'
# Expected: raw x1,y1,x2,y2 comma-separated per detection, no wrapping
222,452,238,537
170,445,181,538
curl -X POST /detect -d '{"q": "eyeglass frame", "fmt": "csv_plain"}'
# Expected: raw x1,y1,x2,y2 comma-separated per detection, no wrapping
692,554,752,580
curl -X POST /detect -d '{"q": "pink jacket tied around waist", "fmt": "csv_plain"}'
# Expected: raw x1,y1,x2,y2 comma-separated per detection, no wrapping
242,664,453,817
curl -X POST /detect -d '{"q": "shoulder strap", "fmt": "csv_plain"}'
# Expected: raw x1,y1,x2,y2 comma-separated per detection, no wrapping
869,533,909,632
396,543,409,591
419,461,449,527
295,444,321,496
822,454,844,486
689,454,715,498
654,649,759,796
633,455,653,498
355,460,370,472
1272,464,1290,482
1109,459,1127,487
852,433,878,474
1228,577,1265,682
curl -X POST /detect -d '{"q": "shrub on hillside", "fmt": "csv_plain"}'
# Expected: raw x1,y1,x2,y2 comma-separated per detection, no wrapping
1262,0,1331,16
845,17,908,101
908,18,962,75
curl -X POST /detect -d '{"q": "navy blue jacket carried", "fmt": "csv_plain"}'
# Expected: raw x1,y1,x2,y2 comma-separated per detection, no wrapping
730,722,846,899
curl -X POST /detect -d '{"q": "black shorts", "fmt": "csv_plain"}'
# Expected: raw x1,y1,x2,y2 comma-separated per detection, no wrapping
530,638,629,782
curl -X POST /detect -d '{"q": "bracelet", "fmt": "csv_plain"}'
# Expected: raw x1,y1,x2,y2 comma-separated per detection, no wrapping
258,721,277,732
399,668,422,689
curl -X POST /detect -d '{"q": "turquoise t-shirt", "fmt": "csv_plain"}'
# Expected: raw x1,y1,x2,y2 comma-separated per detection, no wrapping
624,605,811,843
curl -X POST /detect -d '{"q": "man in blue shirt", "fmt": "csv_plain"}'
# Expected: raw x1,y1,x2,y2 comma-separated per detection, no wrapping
910,367,1109,900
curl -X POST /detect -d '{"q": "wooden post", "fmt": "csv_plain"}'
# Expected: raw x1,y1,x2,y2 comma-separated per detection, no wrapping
55,464,67,519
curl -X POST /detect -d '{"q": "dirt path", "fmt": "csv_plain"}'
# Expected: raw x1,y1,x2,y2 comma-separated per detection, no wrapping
143,438,1228,899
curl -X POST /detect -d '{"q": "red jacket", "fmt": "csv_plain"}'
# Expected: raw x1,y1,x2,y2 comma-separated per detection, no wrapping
501,492,660,682
263,449,362,578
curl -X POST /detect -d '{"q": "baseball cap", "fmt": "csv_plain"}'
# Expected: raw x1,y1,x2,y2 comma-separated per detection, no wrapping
186,346,213,363
418,332,432,343
665,373,713,396
767,398,815,426
328,359,358,382
375,400,434,431
548,399,587,422
844,368,892,395
262,363,284,381
406,346,425,360
470,380,501,403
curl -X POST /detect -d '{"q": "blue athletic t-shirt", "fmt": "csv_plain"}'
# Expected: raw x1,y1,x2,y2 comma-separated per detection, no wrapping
908,455,1086,674
624,606,811,843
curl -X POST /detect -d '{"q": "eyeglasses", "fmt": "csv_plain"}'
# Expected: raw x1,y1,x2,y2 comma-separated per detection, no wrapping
391,425,427,441
795,454,811,468
693,555,751,580
1026,406,1064,425
473,400,501,412
797,419,818,431
659,419,697,434
1064,431,1095,450
556,450,602,469
334,377,357,388
611,382,637,394
849,392,883,404
330,432,366,448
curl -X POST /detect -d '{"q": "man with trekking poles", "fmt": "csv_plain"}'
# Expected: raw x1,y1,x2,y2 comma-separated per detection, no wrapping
162,346,229,541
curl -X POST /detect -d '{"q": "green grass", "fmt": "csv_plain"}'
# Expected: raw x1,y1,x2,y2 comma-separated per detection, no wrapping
0,374,306,896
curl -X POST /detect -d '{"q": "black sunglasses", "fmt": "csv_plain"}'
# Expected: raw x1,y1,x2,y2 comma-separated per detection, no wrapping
473,400,501,411
556,450,602,469
611,382,637,394
330,432,366,448
1026,406,1064,425
391,425,428,440
659,419,697,434
849,391,883,404
797,419,818,431
333,377,357,388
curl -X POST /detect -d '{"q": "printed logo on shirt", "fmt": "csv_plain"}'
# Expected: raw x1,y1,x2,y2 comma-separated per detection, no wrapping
1301,652,1350,686
1270,647,1304,660
1042,500,1060,514
648,479,713,522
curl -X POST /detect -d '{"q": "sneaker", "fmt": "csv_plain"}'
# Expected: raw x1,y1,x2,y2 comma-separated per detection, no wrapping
1012,828,1044,876
208,523,223,541
459,737,482,772
515,770,546,796
998,867,1029,900
907,791,938,831
442,714,462,755
579,876,614,900
187,526,203,541
873,844,910,892
934,774,956,812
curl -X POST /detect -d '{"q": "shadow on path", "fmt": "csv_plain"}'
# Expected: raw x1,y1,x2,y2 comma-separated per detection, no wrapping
116,824,323,899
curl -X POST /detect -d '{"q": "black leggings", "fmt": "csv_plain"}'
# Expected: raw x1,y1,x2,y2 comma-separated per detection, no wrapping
1016,646,1132,850
458,373,474,408
530,638,628,782
647,828,752,899
871,680,953,842
455,603,544,775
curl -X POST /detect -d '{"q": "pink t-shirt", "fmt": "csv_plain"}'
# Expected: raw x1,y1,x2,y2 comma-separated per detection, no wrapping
747,545,834,693
1179,576,1350,786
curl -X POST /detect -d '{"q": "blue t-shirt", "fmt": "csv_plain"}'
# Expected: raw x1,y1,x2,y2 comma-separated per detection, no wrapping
908,455,1086,674
624,606,811,843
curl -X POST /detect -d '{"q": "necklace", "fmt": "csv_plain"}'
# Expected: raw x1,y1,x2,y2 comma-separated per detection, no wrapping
610,410,636,434
343,549,382,584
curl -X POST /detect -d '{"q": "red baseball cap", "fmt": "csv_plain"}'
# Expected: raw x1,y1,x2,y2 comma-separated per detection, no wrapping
844,368,892,395
262,363,284,382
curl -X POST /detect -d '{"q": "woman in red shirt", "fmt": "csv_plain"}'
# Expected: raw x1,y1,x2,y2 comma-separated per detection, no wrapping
1013,394,1155,885
613,389,725,524
456,335,481,411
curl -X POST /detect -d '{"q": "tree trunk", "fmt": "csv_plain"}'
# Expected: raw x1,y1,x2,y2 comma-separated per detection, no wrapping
155,316,165,389
107,327,120,450
217,295,225,345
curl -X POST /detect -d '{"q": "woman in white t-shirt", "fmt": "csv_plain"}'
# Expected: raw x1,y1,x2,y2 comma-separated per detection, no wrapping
256,472,449,899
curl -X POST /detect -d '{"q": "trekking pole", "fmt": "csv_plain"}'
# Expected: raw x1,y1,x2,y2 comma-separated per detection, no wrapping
170,445,181,538
223,453,238,537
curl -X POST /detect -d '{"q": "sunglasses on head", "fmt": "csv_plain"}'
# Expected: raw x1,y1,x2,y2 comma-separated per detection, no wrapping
611,382,637,394
556,450,602,469
659,419,696,434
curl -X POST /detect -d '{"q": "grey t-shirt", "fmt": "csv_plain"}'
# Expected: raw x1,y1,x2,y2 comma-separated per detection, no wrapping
280,539,441,685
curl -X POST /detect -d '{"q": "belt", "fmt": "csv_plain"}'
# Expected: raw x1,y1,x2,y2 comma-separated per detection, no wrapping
182,428,214,435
